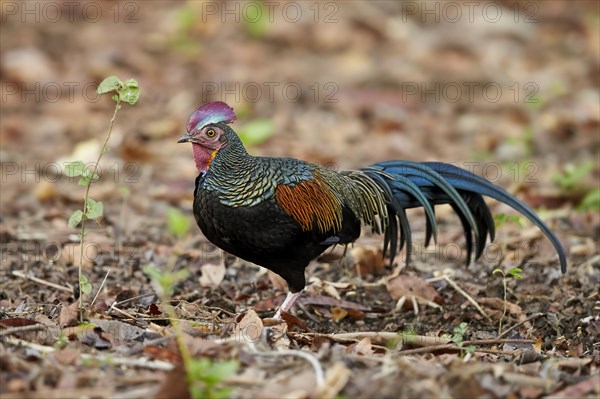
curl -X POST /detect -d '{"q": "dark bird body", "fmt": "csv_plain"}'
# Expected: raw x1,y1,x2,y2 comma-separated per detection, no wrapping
180,102,567,318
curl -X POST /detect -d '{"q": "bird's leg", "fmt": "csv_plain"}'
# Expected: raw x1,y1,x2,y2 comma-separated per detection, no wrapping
273,290,304,320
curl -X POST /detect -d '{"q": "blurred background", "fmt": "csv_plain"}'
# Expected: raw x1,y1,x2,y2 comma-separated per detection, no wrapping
1,0,598,254
2,3,599,396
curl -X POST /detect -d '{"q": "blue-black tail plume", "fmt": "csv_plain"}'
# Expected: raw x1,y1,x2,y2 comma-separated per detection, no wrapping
362,161,567,273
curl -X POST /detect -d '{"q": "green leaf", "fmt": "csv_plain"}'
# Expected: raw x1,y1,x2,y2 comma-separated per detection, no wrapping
143,264,190,296
82,168,100,182
494,213,507,229
86,199,104,220
97,76,121,95
237,119,274,146
78,176,91,186
508,267,523,279
68,210,84,228
64,161,85,177
112,94,119,103
201,360,238,384
552,161,595,191
80,274,92,294
188,358,238,398
167,207,190,238
120,79,140,105
578,187,600,212
143,264,162,282
494,213,523,229
451,322,468,346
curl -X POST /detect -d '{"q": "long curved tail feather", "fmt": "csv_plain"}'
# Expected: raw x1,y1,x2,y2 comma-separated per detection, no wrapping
361,161,567,273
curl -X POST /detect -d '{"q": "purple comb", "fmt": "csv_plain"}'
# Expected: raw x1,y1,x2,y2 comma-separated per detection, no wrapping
187,101,237,132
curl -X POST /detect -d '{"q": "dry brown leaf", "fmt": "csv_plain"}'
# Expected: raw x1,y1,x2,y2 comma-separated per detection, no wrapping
350,246,385,277
235,309,263,344
386,274,442,303
331,306,348,322
58,301,79,328
533,336,543,353
198,263,226,288
0,317,38,328
351,337,373,355
144,345,181,364
479,298,523,315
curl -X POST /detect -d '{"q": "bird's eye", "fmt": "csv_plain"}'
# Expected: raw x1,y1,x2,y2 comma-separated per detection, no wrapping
206,129,216,138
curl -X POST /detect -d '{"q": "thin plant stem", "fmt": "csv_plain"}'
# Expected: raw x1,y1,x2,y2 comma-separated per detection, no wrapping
499,275,507,336
78,99,121,321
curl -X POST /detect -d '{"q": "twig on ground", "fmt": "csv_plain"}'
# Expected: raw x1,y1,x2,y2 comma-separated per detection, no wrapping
107,303,137,320
4,336,174,370
498,312,544,339
427,272,492,321
0,387,113,399
297,332,451,347
91,268,111,307
462,338,536,345
249,346,325,387
12,271,72,293
0,323,46,337
113,292,157,307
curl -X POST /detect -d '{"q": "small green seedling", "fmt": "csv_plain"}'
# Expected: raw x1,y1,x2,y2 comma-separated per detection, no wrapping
53,333,69,349
188,357,239,399
493,213,523,229
66,75,140,320
167,207,191,239
552,161,594,191
442,322,476,359
144,263,238,398
492,267,523,335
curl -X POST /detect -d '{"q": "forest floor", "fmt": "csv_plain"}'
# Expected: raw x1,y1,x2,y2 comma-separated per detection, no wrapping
1,1,599,398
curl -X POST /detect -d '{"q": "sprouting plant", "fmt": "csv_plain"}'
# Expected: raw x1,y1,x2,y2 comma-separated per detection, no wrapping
167,207,191,239
442,322,476,359
492,267,523,335
386,327,417,350
53,333,69,349
552,161,598,211
552,161,594,191
578,187,600,212
494,213,524,229
187,357,238,399
144,209,237,399
66,75,140,321
144,264,238,399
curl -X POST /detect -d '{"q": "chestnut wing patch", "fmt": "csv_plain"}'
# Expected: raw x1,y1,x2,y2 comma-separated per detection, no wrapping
275,173,343,234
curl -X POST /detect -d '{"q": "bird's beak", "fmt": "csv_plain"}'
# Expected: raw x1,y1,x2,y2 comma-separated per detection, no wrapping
178,132,192,143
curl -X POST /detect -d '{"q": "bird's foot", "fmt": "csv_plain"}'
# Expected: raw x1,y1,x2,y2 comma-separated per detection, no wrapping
273,290,304,320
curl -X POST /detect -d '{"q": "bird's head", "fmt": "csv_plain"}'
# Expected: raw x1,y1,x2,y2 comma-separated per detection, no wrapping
178,101,239,172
